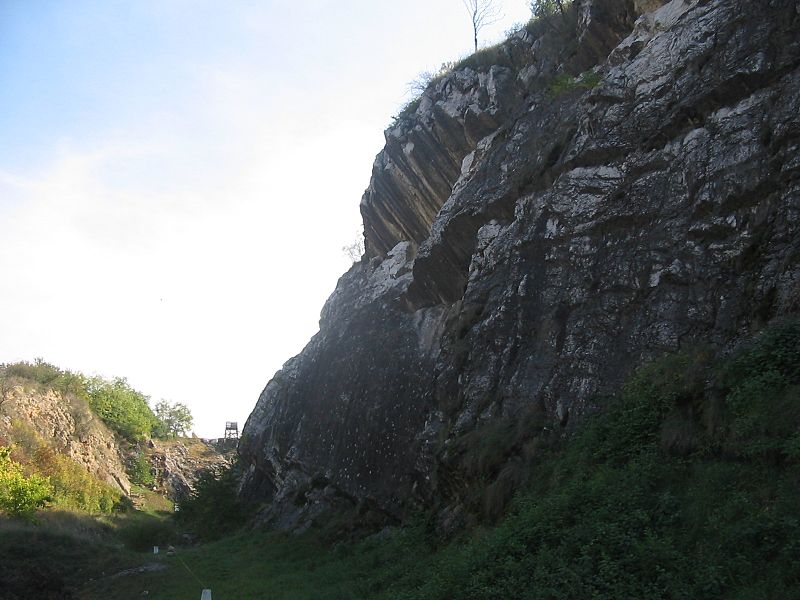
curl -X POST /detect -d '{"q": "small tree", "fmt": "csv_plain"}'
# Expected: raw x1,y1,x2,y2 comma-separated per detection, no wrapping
0,446,52,520
462,0,503,53
177,459,249,541
154,400,194,438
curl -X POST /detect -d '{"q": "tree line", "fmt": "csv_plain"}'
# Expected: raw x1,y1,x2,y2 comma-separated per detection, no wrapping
0,358,193,442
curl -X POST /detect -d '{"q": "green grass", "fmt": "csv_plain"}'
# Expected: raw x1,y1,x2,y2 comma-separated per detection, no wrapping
0,512,144,600
79,527,434,600
3,320,795,599
73,319,800,599
547,70,603,97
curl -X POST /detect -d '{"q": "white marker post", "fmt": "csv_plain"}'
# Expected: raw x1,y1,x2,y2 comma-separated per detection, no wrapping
153,546,159,555
201,590,212,600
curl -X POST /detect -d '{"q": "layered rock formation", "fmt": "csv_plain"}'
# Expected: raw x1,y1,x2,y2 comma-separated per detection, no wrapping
148,438,233,502
240,0,800,529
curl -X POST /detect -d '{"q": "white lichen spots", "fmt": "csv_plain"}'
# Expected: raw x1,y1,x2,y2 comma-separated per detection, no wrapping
545,217,559,239
649,268,663,287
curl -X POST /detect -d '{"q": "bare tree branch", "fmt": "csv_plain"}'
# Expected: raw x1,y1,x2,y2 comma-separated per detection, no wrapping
462,0,503,53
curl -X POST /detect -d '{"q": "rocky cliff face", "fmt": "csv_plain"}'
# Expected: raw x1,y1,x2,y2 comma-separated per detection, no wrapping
148,438,233,502
240,0,800,529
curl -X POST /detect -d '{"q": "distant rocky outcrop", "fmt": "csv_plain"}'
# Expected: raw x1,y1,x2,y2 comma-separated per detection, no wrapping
148,438,233,502
240,0,800,530
0,385,131,495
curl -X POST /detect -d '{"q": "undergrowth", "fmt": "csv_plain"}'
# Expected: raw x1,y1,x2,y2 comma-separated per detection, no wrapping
1,359,167,442
76,319,800,599
4,422,122,515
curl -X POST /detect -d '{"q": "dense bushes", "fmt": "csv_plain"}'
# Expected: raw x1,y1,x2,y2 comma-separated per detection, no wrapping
177,458,250,540
84,376,158,441
31,446,120,513
1,359,190,443
6,423,121,514
718,320,800,461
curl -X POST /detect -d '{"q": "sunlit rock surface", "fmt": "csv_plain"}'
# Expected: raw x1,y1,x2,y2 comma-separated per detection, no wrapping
240,0,800,529
0,386,132,495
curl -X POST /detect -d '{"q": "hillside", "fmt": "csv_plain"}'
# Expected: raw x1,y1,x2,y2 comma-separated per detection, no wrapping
80,319,800,598
0,362,232,598
1,380,132,499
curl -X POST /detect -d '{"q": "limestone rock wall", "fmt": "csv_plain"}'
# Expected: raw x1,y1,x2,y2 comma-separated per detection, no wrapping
0,386,131,495
240,0,800,529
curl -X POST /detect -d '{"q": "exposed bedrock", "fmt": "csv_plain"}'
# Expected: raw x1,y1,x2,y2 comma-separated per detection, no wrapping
240,0,800,529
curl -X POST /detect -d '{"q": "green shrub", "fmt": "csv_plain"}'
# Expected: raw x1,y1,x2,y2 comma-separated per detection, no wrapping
177,459,250,540
86,376,159,441
0,446,52,520
718,319,800,461
9,425,121,514
128,450,155,487
2,358,64,387
32,446,120,513
2,359,168,442
372,321,800,599
547,70,602,97
581,349,710,462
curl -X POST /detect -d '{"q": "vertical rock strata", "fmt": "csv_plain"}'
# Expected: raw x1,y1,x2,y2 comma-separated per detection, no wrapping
240,0,800,527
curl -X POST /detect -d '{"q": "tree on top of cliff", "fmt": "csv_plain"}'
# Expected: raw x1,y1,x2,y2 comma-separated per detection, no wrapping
462,0,503,53
154,400,194,438
86,376,158,441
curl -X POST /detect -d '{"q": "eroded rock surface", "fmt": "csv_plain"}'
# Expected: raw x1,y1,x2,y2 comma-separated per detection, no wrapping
0,386,131,495
240,0,800,529
149,438,233,502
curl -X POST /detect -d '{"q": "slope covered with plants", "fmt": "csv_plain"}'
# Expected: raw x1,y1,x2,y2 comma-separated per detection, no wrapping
81,320,800,599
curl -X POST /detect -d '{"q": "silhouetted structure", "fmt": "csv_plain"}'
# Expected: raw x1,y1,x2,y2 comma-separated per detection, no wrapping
224,421,239,440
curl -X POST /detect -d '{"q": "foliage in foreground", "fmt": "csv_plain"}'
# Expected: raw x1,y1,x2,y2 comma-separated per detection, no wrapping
0,511,144,599
80,320,800,600
379,319,800,599
0,446,52,520
2,422,121,515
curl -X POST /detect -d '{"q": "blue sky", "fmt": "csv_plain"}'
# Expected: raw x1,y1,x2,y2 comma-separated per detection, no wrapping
0,0,532,437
